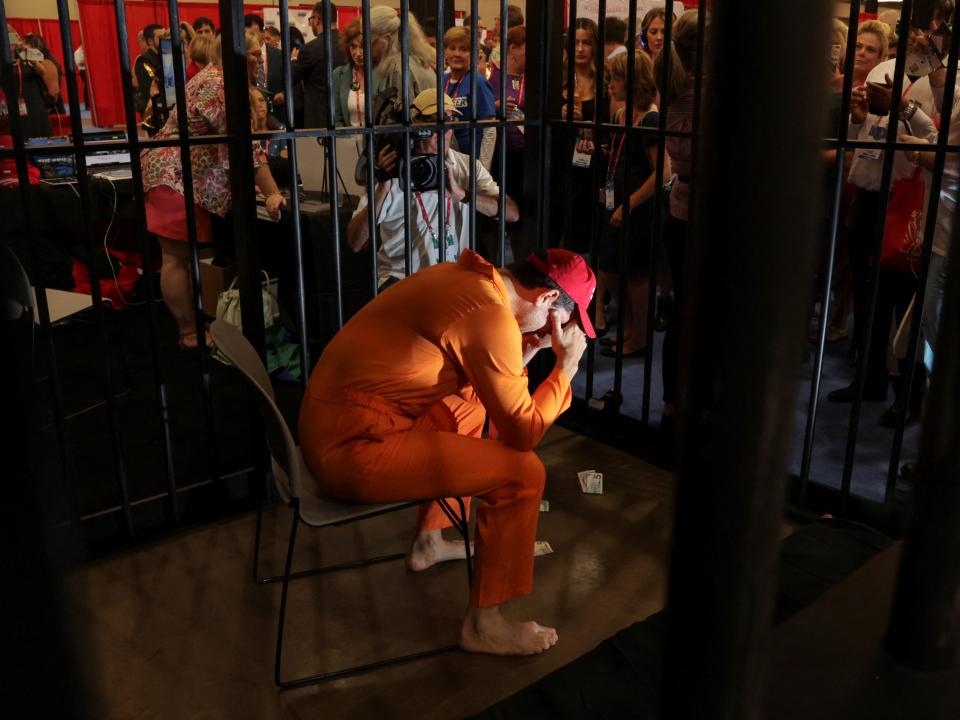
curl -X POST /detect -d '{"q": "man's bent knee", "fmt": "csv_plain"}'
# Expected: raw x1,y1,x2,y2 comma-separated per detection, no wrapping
516,450,546,491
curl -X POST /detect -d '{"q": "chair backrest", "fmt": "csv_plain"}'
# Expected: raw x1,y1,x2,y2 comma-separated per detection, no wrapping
210,320,300,502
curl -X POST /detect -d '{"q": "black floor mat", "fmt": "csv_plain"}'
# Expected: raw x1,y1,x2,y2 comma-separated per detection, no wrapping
470,519,892,720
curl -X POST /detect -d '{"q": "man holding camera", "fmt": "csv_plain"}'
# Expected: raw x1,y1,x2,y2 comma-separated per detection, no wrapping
346,88,519,290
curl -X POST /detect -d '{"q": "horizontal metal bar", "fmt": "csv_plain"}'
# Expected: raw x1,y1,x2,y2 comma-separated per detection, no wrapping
77,468,255,522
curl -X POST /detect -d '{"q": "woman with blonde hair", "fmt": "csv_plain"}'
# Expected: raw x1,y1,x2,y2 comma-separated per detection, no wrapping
579,51,666,357
187,32,215,81
367,5,437,99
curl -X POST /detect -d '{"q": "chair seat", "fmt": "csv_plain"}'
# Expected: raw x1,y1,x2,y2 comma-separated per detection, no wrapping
293,447,419,528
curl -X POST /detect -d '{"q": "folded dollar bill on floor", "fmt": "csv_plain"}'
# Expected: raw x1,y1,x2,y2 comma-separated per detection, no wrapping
534,540,554,556
578,469,603,494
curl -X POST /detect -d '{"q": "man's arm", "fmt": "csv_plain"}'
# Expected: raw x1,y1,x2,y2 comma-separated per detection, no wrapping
448,307,586,453
289,40,318,84
347,180,393,252
448,160,520,221
347,145,400,252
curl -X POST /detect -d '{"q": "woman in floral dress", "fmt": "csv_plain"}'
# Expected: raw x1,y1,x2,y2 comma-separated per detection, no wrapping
141,34,285,349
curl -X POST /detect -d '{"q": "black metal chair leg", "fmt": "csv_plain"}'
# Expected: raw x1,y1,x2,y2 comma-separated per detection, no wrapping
437,497,473,581
252,498,266,584
274,499,460,689
274,500,300,687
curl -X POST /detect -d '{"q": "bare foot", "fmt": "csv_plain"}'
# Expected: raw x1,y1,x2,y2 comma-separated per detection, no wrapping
406,530,474,572
459,605,558,656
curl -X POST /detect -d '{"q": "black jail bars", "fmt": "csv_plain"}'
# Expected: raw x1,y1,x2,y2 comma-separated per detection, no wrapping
3,0,960,709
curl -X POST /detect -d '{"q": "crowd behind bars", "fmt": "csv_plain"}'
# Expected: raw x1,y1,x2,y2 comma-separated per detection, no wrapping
3,1,955,451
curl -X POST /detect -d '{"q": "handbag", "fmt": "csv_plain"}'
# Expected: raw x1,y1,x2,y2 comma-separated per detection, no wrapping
881,168,925,274
215,272,280,331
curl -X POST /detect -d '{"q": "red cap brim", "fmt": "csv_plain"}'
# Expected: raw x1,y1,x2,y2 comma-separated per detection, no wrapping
575,303,596,339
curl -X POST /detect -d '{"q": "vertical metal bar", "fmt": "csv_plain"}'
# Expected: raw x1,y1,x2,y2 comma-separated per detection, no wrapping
839,0,915,511
522,0,560,259
219,2,268,504
885,172,960,670
583,0,602,403
362,2,379,296
468,0,479,253
496,0,508,266
278,0,310,381
435,0,446,264
54,0,134,537
400,1,414,278
322,0,344,329
561,0,577,257
662,1,832,716
168,0,221,488
113,0,179,523
798,0,862,507
641,1,676,425
610,3,638,401
219,4,265,355
884,26,960,503
0,0,72,495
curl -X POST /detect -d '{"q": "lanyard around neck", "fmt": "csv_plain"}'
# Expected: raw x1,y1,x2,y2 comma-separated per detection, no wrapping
415,191,452,242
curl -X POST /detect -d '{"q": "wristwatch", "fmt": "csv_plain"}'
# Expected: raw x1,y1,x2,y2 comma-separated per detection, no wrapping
900,99,919,123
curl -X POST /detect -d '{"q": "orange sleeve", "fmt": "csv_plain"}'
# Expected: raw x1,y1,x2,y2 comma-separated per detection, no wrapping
443,304,572,452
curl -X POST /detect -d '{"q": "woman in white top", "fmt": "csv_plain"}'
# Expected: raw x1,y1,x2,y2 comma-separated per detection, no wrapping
333,18,366,127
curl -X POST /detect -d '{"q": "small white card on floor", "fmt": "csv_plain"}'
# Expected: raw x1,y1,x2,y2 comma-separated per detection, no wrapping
534,540,554,557
578,469,603,495
540,500,550,512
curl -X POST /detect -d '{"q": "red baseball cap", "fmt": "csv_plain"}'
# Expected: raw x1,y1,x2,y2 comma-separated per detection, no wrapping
528,249,597,339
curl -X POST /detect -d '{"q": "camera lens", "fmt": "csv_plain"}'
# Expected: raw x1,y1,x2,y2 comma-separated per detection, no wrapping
409,156,438,190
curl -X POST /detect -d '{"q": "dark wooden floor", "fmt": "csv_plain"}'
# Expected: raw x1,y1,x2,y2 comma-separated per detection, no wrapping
68,427,676,719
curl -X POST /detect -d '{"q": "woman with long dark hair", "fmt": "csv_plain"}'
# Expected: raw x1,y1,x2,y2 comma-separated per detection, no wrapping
657,10,699,430
559,18,604,255
23,34,64,114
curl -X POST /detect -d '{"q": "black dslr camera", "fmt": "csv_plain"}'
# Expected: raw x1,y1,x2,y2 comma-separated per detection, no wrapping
356,88,443,193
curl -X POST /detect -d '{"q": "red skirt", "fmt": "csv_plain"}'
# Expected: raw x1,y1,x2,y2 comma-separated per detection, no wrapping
145,185,213,243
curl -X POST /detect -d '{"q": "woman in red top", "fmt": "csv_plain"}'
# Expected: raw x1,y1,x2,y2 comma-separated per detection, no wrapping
141,35,285,349
186,33,214,81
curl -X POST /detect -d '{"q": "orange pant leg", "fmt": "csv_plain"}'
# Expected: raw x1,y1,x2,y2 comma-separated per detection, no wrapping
302,394,546,608
414,391,485,531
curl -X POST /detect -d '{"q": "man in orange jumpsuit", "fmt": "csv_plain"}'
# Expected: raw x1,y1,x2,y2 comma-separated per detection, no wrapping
299,248,594,656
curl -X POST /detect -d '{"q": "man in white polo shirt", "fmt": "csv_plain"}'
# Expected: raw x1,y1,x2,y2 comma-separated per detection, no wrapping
347,88,519,290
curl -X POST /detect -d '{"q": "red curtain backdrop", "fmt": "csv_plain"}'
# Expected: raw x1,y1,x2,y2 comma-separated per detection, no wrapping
76,0,359,128
6,18,82,108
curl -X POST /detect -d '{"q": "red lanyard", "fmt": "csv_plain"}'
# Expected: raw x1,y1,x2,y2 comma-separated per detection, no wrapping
607,132,626,181
17,62,23,97
516,73,525,106
444,73,463,99
415,192,452,242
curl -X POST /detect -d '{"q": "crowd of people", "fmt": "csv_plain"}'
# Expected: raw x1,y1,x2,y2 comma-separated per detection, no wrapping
820,0,954,437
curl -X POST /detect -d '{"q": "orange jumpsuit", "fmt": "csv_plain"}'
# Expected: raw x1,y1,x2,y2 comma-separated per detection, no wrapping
298,250,572,607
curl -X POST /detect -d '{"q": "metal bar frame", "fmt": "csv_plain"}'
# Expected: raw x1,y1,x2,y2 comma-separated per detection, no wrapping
272,496,471,689
662,0,834,714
